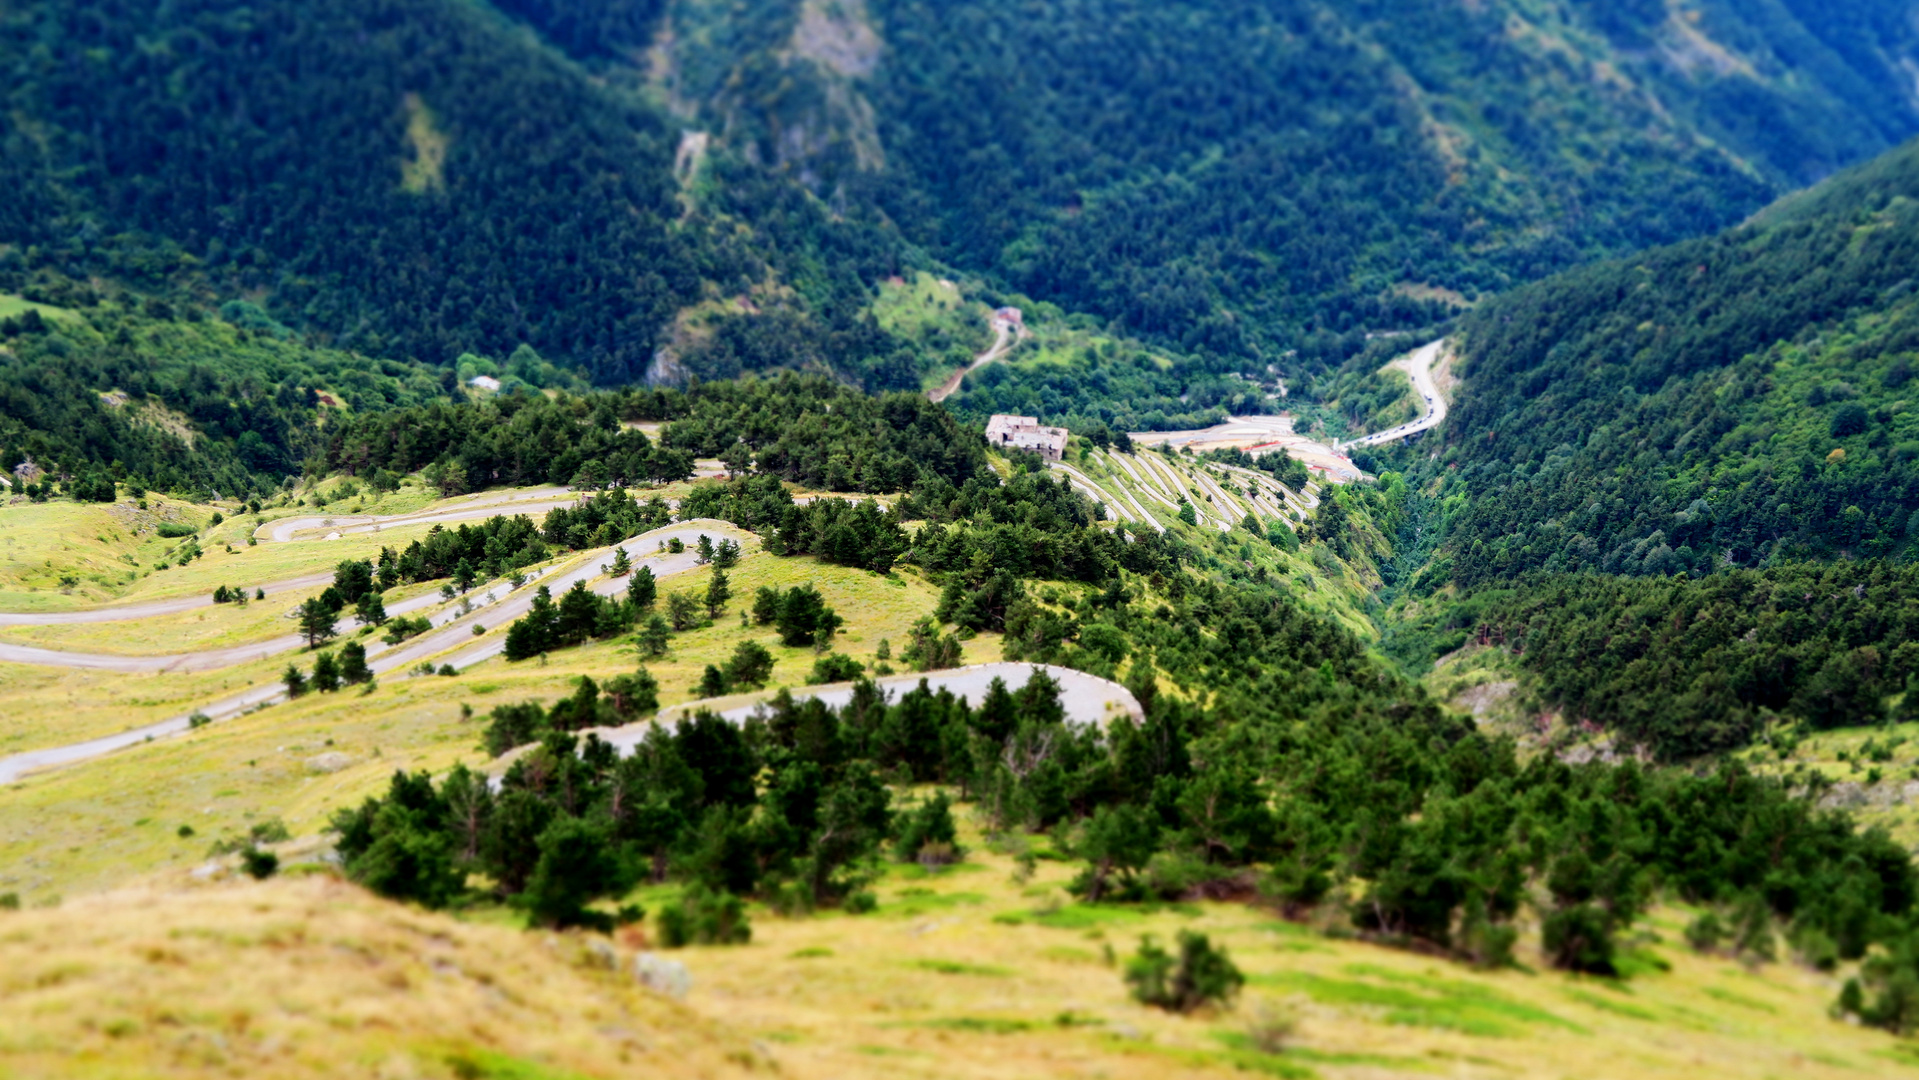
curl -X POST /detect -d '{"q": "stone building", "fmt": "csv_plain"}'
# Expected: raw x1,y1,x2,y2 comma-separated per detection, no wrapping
984,414,1068,460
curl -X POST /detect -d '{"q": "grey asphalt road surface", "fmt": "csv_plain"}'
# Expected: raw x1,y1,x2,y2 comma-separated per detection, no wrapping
0,521,745,784
0,571,337,627
261,486,575,542
494,663,1143,776
1340,339,1449,450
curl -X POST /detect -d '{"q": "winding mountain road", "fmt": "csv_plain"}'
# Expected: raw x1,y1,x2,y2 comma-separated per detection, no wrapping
1340,339,1449,450
260,486,574,543
0,521,746,784
928,316,1023,404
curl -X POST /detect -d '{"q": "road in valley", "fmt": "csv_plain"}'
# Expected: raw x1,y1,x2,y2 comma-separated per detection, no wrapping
1339,339,1449,450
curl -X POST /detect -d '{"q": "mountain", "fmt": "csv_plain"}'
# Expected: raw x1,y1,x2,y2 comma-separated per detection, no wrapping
8,0,1919,399
1432,137,1919,587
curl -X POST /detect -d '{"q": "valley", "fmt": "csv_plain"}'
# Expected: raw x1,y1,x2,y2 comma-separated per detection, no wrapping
11,1,1919,1077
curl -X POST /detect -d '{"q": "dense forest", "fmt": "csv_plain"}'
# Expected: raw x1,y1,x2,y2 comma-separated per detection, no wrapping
319,374,981,494
0,297,449,496
1433,139,1919,586
5,0,1919,415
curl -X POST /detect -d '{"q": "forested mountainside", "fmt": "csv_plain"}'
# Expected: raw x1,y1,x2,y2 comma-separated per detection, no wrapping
1432,139,1919,586
7,0,1919,400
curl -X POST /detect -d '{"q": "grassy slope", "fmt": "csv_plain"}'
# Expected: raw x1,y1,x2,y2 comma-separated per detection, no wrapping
1063,447,1379,639
0,547,990,904
5,491,1919,1076
0,876,762,1080
1738,721,1919,848
663,819,1919,1080
868,272,993,392
5,810,1914,1079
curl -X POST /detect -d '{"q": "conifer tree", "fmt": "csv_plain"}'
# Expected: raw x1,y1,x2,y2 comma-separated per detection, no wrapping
312,651,342,693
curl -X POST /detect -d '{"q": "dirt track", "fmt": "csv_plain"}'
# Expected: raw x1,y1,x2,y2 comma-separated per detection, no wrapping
928,317,1022,404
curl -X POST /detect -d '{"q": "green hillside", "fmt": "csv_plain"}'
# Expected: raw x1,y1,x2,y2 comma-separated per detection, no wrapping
8,0,1919,410
1434,139,1919,586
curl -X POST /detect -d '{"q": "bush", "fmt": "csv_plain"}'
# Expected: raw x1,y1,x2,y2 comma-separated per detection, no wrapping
808,652,866,685
241,847,280,880
723,640,774,689
69,473,116,502
1685,911,1726,953
156,522,198,538
657,884,752,947
1125,930,1244,1013
382,614,433,645
771,584,842,646
1542,903,1616,974
1242,998,1300,1053
894,791,962,865
523,815,625,929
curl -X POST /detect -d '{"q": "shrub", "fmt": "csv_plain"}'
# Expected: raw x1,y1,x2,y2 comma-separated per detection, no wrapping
381,614,432,645
657,885,752,947
339,641,372,685
1542,903,1616,974
156,522,198,538
1685,911,1726,953
241,847,280,880
895,792,963,865
636,613,670,656
666,591,702,631
771,584,842,646
1125,930,1244,1013
722,640,774,690
602,670,660,719
522,815,626,929
1242,998,1300,1053
808,652,866,684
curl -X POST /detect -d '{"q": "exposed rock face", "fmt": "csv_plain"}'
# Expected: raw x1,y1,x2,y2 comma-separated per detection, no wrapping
305,751,355,774
1819,780,1919,812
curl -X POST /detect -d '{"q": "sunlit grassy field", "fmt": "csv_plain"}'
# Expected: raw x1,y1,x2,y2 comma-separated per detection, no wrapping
6,808,1912,1080
653,818,1919,1080
0,547,981,905
0,876,763,1080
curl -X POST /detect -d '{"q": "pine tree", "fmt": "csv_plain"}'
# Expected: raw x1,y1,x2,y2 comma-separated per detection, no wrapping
608,547,632,576
299,596,339,648
340,641,372,685
356,589,388,627
705,567,732,619
283,663,309,698
312,651,342,693
628,565,657,608
637,613,671,657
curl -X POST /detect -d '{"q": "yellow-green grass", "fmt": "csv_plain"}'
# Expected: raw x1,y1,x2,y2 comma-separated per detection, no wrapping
1740,721,1919,847
869,272,993,392
0,651,305,754
0,551,978,903
0,578,453,658
0,488,569,614
10,861,1908,1080
627,806,1915,1080
0,876,762,1080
